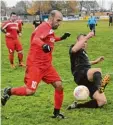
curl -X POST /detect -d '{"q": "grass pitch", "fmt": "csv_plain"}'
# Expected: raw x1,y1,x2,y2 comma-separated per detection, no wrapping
1,20,113,125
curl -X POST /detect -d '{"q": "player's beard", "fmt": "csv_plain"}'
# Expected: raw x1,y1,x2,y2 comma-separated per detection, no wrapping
52,25,58,30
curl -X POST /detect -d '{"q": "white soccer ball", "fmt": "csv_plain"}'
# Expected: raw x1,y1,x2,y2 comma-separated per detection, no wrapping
73,85,89,101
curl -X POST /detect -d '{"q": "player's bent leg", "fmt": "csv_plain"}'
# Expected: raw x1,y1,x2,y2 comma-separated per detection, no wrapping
66,96,105,110
93,90,107,107
1,86,36,106
87,69,110,93
67,85,104,109
67,99,99,109
87,68,102,82
87,68,103,92
51,81,65,119
11,86,36,96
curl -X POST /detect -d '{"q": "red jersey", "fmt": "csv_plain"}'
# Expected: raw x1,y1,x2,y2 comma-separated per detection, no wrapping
2,20,19,39
27,22,61,68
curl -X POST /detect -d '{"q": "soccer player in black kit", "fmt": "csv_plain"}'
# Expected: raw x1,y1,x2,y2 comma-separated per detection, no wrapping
33,16,42,28
109,13,113,26
67,32,110,109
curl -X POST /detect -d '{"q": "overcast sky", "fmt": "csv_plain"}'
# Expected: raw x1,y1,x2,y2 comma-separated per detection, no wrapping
2,0,113,10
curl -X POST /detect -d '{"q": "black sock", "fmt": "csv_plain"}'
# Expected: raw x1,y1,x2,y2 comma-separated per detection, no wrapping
7,88,12,96
53,108,60,116
76,100,98,108
93,72,102,89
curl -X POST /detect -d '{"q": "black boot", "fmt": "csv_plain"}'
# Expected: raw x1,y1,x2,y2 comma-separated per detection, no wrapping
1,87,11,106
51,108,65,119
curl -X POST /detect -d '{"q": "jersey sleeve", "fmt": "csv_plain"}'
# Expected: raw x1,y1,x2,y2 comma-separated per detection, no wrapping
54,35,61,42
1,21,8,34
69,45,74,54
88,18,90,25
1,21,8,30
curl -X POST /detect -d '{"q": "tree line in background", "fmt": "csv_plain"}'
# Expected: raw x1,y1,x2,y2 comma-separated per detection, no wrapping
1,1,78,16
1,0,113,17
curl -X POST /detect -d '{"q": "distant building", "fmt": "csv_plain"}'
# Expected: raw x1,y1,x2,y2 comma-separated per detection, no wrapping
77,0,100,15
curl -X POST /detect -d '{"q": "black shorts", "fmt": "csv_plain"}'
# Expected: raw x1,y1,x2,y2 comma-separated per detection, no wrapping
89,24,95,31
74,69,97,99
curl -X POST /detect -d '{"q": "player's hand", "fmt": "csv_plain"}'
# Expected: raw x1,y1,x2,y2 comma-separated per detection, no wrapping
86,31,94,39
6,33,10,36
42,44,51,53
96,56,104,63
19,33,22,37
61,32,71,40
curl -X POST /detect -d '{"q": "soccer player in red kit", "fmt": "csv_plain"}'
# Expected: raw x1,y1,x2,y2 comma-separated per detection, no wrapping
1,10,71,118
1,12,25,68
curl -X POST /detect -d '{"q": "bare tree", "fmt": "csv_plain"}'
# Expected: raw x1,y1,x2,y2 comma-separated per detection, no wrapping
78,0,99,15
79,0,84,12
50,1,78,15
109,1,113,12
1,0,7,16
13,1,31,15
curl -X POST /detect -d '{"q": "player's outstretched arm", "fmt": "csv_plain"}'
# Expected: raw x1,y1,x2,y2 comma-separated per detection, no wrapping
55,32,71,42
60,32,71,40
71,32,94,53
90,56,104,65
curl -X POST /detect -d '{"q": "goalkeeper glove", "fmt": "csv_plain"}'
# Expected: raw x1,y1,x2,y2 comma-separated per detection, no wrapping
61,32,71,40
42,44,51,53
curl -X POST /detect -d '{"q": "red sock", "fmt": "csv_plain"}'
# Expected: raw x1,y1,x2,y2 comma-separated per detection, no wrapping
54,89,64,109
9,53,14,64
18,52,23,63
11,86,27,96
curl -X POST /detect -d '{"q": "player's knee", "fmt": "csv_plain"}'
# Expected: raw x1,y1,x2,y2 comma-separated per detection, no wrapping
18,50,23,53
8,49,14,54
96,68,102,73
56,85,63,91
54,81,63,91
9,51,14,54
26,88,36,95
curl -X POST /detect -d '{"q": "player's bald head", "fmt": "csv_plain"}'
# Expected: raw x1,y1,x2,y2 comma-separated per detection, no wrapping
49,10,63,20
48,10,63,30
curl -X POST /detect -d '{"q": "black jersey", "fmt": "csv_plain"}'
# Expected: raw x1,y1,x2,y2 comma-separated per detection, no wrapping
33,20,41,28
109,15,113,22
69,44,91,76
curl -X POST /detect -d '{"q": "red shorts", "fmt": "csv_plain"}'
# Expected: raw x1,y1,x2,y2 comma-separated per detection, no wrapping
5,37,22,53
24,66,61,90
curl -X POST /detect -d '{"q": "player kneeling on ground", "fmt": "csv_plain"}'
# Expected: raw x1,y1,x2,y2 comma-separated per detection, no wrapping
67,32,110,109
